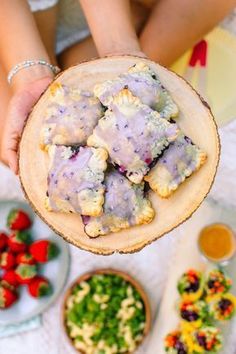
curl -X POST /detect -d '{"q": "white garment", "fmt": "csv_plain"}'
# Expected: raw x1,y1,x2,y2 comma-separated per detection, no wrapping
28,0,58,12
56,0,90,54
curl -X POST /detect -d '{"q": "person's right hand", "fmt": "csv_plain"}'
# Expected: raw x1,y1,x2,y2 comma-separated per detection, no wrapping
1,73,53,174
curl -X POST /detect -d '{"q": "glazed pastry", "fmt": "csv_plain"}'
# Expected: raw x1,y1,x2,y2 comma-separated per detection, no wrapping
177,269,204,302
40,82,103,149
164,330,188,354
179,300,208,327
46,145,108,216
205,269,232,298
209,293,236,321
87,89,179,184
192,326,223,353
145,132,207,197
94,61,179,119
82,169,155,237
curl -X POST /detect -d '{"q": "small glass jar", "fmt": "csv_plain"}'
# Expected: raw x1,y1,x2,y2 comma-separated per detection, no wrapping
198,223,236,266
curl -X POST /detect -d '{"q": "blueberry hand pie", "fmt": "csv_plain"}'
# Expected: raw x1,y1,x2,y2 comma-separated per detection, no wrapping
94,62,178,119
40,82,103,149
46,145,108,216
82,169,155,237
145,132,207,197
87,89,179,184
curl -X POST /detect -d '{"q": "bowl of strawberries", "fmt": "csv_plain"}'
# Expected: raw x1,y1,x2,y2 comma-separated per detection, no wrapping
0,200,70,325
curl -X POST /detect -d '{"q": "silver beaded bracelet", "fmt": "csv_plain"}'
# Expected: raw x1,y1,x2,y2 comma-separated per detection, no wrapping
7,59,61,84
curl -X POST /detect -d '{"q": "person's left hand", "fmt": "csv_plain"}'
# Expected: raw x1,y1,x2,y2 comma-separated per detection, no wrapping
1,76,53,174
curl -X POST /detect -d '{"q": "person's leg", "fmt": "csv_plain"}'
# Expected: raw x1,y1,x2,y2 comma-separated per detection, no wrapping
0,5,58,164
58,0,151,69
58,36,98,69
140,0,236,66
33,5,58,65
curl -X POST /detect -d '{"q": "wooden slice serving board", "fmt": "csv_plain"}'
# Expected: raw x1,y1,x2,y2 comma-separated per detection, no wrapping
19,56,220,255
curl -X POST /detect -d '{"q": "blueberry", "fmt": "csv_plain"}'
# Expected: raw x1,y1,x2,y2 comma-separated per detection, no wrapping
181,310,199,322
197,335,207,349
219,299,232,311
185,279,200,293
208,280,215,289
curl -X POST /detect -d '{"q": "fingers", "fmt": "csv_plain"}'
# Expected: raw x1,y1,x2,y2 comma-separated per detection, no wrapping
2,76,53,174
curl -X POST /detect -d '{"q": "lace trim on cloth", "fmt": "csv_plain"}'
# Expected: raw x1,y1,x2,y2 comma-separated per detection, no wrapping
28,0,58,12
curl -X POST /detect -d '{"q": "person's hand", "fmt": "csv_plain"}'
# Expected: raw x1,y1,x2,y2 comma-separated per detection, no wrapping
1,73,53,174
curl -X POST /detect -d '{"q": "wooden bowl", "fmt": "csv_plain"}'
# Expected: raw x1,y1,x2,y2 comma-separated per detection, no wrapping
19,56,220,254
62,268,151,354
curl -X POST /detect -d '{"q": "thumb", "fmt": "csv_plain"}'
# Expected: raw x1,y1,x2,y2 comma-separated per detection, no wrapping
2,77,53,174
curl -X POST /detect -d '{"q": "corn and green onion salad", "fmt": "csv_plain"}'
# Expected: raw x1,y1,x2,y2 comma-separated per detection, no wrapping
65,273,147,354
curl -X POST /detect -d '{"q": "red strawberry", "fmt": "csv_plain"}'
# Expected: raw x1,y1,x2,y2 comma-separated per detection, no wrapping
29,240,59,263
0,232,8,251
7,209,32,231
2,270,19,288
28,276,52,298
15,264,37,284
0,251,15,270
0,285,18,308
8,230,32,253
16,252,36,265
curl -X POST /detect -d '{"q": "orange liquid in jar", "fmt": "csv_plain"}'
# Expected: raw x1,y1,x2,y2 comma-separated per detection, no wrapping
198,223,236,262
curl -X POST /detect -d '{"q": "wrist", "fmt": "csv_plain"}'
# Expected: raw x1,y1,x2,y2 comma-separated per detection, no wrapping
12,76,53,104
10,63,55,94
98,37,143,58
103,49,147,59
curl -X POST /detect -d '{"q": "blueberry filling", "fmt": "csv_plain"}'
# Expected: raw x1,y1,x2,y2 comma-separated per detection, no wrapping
184,136,193,145
144,181,150,195
69,146,81,159
70,146,80,154
101,103,108,112
81,215,91,225
59,107,66,114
